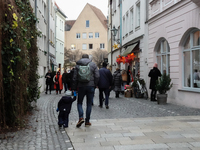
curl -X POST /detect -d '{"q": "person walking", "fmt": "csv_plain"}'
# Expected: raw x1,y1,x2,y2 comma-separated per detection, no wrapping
45,70,53,94
71,54,99,128
62,69,68,92
113,68,122,98
148,63,161,101
56,90,77,128
98,62,113,109
54,71,63,94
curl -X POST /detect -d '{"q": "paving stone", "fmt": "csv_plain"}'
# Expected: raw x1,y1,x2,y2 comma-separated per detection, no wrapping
1,90,200,149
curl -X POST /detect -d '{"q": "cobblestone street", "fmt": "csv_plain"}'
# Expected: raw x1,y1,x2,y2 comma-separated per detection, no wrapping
1,89,200,150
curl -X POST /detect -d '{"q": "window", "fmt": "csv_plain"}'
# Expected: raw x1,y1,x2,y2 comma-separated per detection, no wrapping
71,44,76,50
82,33,87,39
89,44,93,50
95,32,99,38
130,8,134,31
76,33,80,39
156,39,170,75
123,17,125,36
82,44,87,50
183,30,200,89
89,33,93,38
100,43,105,49
136,2,140,27
126,12,129,34
86,20,89,28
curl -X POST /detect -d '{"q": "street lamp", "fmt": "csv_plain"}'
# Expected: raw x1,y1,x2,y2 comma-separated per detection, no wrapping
111,26,120,44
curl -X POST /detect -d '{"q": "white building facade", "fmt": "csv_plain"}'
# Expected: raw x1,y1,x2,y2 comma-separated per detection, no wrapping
55,3,67,73
148,0,200,108
30,0,48,92
108,0,148,80
30,0,56,92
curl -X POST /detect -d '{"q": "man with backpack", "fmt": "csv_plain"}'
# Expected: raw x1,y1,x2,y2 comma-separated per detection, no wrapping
71,54,99,128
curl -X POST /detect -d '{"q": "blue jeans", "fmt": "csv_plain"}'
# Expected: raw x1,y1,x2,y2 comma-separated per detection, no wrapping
99,88,109,106
77,86,95,123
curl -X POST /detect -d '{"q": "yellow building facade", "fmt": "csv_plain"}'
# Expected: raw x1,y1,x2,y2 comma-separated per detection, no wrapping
65,3,108,58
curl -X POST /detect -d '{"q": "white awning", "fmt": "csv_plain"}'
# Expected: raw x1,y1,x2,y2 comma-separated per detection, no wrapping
121,43,137,56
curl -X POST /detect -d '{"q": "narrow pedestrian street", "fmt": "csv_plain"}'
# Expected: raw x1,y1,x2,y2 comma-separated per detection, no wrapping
1,89,200,150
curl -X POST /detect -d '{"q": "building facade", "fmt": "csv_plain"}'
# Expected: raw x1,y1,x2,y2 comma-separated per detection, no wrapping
30,0,56,92
30,0,48,92
55,3,67,73
108,0,148,79
148,0,200,108
65,3,108,62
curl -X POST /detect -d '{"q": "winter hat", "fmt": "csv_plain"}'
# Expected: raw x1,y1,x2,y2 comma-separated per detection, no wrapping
65,90,72,96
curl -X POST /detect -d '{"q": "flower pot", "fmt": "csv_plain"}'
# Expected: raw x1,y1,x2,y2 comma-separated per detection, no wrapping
157,94,167,104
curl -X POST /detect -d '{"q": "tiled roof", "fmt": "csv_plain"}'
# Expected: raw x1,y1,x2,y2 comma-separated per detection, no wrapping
65,20,76,31
65,20,76,26
88,3,108,29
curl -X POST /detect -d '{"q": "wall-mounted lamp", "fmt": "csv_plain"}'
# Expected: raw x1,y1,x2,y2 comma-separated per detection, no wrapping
111,26,120,44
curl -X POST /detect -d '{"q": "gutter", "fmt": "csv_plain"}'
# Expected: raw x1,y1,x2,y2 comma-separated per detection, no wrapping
47,0,50,69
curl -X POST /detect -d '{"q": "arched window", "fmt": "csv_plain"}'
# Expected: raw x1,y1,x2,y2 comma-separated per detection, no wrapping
183,30,200,88
156,39,170,75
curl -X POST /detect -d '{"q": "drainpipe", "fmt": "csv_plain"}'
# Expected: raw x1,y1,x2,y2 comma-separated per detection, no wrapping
55,9,57,70
47,0,50,70
110,0,113,72
120,0,122,48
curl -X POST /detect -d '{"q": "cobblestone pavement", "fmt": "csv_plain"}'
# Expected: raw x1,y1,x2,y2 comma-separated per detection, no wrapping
1,89,200,150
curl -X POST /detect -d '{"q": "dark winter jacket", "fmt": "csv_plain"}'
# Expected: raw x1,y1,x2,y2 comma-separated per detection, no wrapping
71,58,99,90
45,72,53,84
98,67,113,89
62,72,67,83
148,67,161,90
113,70,122,91
57,96,76,114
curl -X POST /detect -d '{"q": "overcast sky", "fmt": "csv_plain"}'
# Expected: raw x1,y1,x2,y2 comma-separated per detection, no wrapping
55,0,108,20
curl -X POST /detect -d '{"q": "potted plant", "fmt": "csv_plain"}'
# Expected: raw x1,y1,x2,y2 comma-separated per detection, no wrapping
155,73,173,104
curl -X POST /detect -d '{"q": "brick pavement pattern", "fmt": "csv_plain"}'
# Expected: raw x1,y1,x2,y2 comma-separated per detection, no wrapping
1,89,200,150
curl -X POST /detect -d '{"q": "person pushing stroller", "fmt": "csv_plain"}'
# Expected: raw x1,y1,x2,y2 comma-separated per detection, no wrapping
57,90,76,128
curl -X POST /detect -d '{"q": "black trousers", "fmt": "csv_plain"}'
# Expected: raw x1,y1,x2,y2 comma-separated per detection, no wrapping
151,89,157,101
46,84,52,93
115,91,120,98
58,111,69,128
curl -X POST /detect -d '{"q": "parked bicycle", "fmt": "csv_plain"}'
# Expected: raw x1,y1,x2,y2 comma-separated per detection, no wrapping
131,78,148,100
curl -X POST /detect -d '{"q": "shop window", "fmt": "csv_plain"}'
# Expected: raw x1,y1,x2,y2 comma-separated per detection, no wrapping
156,39,170,75
183,30,200,88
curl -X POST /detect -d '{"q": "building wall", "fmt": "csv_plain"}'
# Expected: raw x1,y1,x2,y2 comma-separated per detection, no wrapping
30,0,48,92
148,0,200,108
65,4,108,56
56,11,65,73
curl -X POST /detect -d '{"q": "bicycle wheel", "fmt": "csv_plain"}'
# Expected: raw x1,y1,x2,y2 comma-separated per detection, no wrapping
134,86,140,98
142,86,148,100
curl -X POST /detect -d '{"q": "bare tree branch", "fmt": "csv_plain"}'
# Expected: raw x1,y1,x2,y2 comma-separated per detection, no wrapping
92,48,108,68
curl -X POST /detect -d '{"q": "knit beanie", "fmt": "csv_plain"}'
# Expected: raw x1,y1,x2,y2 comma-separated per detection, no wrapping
65,90,72,96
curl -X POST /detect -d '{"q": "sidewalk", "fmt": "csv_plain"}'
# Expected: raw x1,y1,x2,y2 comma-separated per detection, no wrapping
66,116,200,150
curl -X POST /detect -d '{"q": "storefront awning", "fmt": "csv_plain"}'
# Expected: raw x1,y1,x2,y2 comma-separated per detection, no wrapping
50,57,57,66
121,43,137,56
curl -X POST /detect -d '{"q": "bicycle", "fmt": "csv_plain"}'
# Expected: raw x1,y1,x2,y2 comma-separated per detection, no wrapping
132,78,148,100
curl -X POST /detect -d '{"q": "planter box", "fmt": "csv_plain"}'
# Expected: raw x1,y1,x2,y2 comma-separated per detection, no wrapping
157,94,167,104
